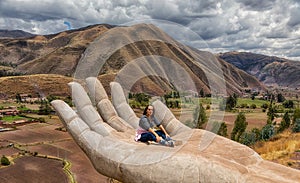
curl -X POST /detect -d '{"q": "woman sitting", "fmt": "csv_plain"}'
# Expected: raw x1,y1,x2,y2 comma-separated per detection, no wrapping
135,105,174,147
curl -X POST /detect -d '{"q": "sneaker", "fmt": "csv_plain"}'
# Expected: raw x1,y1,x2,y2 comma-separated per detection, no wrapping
168,140,174,147
159,139,168,146
165,136,172,141
159,139,175,147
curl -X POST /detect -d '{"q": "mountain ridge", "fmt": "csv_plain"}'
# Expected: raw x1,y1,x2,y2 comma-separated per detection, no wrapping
0,23,267,98
0,29,35,39
218,51,300,88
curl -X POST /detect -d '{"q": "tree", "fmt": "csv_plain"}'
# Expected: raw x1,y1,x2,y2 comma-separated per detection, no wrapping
231,112,248,142
282,100,294,108
267,103,276,123
46,95,58,102
292,118,300,133
292,108,300,125
251,128,262,141
270,93,276,102
38,99,52,115
64,96,73,107
209,121,228,137
199,89,204,97
277,93,285,103
226,94,237,111
240,131,257,146
128,92,133,99
261,103,268,109
278,112,291,132
218,122,228,137
1,155,10,166
16,93,22,103
194,103,207,129
135,93,150,104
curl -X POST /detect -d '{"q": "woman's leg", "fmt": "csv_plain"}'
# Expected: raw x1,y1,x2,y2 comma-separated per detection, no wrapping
155,130,166,139
139,131,174,147
139,132,156,142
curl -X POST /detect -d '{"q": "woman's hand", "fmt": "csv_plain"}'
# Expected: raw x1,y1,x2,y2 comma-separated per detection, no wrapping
51,77,300,183
148,128,162,142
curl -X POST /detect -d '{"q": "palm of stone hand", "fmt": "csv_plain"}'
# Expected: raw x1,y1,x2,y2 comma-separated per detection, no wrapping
51,77,300,183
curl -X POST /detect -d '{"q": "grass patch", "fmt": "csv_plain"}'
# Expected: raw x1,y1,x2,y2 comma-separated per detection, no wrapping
253,131,300,167
2,115,28,123
198,98,213,105
237,98,269,108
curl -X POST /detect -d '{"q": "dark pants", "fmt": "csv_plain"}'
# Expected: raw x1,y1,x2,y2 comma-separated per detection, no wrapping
139,130,166,142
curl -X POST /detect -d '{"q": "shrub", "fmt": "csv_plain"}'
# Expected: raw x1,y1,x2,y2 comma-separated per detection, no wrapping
283,100,294,108
206,104,210,110
292,118,300,133
1,155,10,166
240,103,247,108
261,123,276,140
240,131,257,146
261,103,268,109
37,117,46,123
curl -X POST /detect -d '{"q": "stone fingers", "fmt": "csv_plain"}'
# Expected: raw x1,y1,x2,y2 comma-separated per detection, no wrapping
51,99,106,146
110,82,139,129
85,77,134,132
152,100,191,136
69,82,114,136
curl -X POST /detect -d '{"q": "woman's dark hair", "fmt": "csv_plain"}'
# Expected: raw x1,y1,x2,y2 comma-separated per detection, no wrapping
143,105,154,115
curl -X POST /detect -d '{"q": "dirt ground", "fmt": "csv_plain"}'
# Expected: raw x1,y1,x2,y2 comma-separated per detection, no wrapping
0,116,110,183
0,156,69,183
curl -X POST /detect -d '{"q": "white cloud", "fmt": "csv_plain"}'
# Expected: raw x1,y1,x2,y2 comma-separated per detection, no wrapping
0,0,299,60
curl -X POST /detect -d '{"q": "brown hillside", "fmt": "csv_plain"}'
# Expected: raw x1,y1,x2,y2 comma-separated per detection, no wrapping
0,24,266,98
0,24,111,75
0,74,72,99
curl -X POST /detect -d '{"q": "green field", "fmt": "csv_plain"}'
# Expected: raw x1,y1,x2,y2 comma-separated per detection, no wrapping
237,98,269,107
1,115,28,123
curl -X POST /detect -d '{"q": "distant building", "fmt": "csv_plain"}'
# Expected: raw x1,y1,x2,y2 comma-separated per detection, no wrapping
20,94,45,103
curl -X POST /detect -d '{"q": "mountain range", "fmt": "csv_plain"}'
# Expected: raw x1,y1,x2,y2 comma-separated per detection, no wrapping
0,30,35,39
0,24,298,99
218,52,300,89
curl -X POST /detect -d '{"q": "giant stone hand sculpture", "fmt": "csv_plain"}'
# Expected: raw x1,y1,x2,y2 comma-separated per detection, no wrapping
51,77,300,183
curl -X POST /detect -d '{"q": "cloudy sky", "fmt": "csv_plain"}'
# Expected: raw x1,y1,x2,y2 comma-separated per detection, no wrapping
0,0,300,61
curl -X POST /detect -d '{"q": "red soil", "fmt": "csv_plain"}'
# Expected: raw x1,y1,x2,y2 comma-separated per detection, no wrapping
0,122,110,183
0,156,68,183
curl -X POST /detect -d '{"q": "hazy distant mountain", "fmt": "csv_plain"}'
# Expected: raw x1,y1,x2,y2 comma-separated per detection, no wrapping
218,52,300,88
0,24,266,98
0,30,35,38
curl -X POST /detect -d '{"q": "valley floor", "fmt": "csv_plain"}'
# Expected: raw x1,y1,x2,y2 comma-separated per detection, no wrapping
0,100,299,182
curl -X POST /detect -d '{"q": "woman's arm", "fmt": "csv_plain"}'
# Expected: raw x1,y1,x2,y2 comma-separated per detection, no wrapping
158,124,170,137
148,128,162,142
